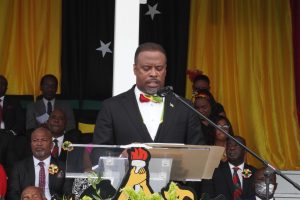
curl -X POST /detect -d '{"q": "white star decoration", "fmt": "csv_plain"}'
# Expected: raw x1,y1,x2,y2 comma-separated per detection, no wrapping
96,40,112,58
145,3,161,20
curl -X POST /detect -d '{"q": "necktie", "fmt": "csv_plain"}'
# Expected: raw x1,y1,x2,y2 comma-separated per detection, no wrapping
38,162,45,193
51,139,59,158
47,101,52,115
139,94,163,103
232,167,242,200
0,99,3,124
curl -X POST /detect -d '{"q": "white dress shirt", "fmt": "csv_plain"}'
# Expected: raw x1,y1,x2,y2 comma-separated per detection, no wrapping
33,156,51,200
52,135,64,155
135,87,164,140
43,98,55,114
229,162,245,188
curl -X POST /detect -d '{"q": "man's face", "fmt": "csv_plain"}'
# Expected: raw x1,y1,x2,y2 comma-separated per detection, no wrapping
194,98,211,117
226,138,245,165
0,76,7,97
134,51,167,95
40,77,57,100
21,187,45,200
193,80,210,92
47,109,66,137
31,128,53,161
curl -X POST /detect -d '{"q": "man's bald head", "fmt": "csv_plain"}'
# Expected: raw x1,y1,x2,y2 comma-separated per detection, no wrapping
21,186,46,200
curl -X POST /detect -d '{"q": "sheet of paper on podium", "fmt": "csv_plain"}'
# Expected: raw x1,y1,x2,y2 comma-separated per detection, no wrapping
144,143,224,181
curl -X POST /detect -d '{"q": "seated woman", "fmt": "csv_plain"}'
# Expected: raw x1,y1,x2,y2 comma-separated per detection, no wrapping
193,91,217,145
0,163,7,199
213,115,234,162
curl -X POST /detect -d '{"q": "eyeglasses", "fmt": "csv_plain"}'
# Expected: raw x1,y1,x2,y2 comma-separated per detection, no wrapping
217,125,230,129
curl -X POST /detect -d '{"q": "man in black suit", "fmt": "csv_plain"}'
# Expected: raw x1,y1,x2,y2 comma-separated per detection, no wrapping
47,108,79,162
0,75,27,176
201,136,257,200
7,127,72,200
26,74,75,132
93,42,204,145
0,75,25,135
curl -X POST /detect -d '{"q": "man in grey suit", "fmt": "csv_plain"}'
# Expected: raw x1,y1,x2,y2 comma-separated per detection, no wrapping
26,74,75,132
93,42,204,145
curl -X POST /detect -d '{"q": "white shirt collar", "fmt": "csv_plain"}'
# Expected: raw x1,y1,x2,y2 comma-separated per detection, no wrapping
53,135,64,146
228,162,245,171
134,86,165,103
0,96,4,102
33,155,51,167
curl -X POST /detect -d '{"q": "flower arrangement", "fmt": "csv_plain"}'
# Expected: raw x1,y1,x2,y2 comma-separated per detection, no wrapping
62,141,74,151
48,164,59,175
242,168,252,178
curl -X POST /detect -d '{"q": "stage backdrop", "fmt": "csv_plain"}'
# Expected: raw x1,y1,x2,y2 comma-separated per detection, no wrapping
187,0,300,169
0,0,299,169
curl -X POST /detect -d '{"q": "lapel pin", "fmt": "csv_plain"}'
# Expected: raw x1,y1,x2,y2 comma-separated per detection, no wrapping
170,103,174,108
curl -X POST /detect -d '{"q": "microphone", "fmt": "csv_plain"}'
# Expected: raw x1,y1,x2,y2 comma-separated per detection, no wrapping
157,86,173,97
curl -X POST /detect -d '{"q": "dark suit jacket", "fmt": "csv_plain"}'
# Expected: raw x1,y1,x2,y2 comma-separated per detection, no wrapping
2,95,25,135
93,86,204,145
58,129,80,162
7,156,72,200
26,99,76,131
201,162,257,200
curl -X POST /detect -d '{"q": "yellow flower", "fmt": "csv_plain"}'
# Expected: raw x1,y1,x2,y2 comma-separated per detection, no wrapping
48,164,59,175
242,168,252,178
62,141,74,151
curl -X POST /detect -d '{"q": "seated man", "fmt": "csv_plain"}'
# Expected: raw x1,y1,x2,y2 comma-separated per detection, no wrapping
252,167,277,200
47,108,79,162
26,74,75,132
21,186,47,200
201,136,257,200
0,75,25,135
7,127,72,200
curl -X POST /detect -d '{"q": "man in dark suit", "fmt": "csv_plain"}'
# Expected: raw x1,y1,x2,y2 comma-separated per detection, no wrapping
7,127,72,200
0,75,25,135
47,108,79,162
26,74,75,132
201,136,257,200
93,42,204,145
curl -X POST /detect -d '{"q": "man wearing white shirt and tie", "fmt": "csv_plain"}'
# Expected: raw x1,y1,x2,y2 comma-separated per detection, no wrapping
7,127,71,200
201,136,257,200
93,42,205,145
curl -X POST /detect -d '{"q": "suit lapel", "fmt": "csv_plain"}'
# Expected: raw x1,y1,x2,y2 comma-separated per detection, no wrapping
49,158,56,191
120,87,153,142
154,94,176,142
28,157,36,185
242,164,251,196
222,163,235,195
37,99,46,115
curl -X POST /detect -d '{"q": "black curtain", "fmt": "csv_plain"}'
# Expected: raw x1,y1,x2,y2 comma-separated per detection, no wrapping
139,0,191,96
61,0,190,99
61,0,115,100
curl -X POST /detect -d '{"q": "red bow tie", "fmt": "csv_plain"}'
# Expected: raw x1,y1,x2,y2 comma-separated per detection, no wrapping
139,94,163,103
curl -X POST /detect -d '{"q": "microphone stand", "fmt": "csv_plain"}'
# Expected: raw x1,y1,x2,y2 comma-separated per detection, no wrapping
161,88,300,192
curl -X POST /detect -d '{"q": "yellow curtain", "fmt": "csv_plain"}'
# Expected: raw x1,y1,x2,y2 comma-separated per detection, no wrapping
187,0,300,169
0,0,61,96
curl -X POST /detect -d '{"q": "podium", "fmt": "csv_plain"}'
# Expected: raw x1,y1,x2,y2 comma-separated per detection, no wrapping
66,143,224,193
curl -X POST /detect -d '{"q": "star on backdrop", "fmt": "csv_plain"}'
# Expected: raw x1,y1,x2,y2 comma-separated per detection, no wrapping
145,3,161,20
96,40,112,58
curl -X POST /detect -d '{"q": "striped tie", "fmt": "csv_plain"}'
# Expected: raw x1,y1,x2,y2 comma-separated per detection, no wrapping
232,167,242,200
38,162,45,193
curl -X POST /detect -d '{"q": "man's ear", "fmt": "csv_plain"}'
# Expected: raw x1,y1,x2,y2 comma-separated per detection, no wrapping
133,64,137,75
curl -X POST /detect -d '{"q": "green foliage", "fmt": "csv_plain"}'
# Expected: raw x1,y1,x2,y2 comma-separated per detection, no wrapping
122,187,163,200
